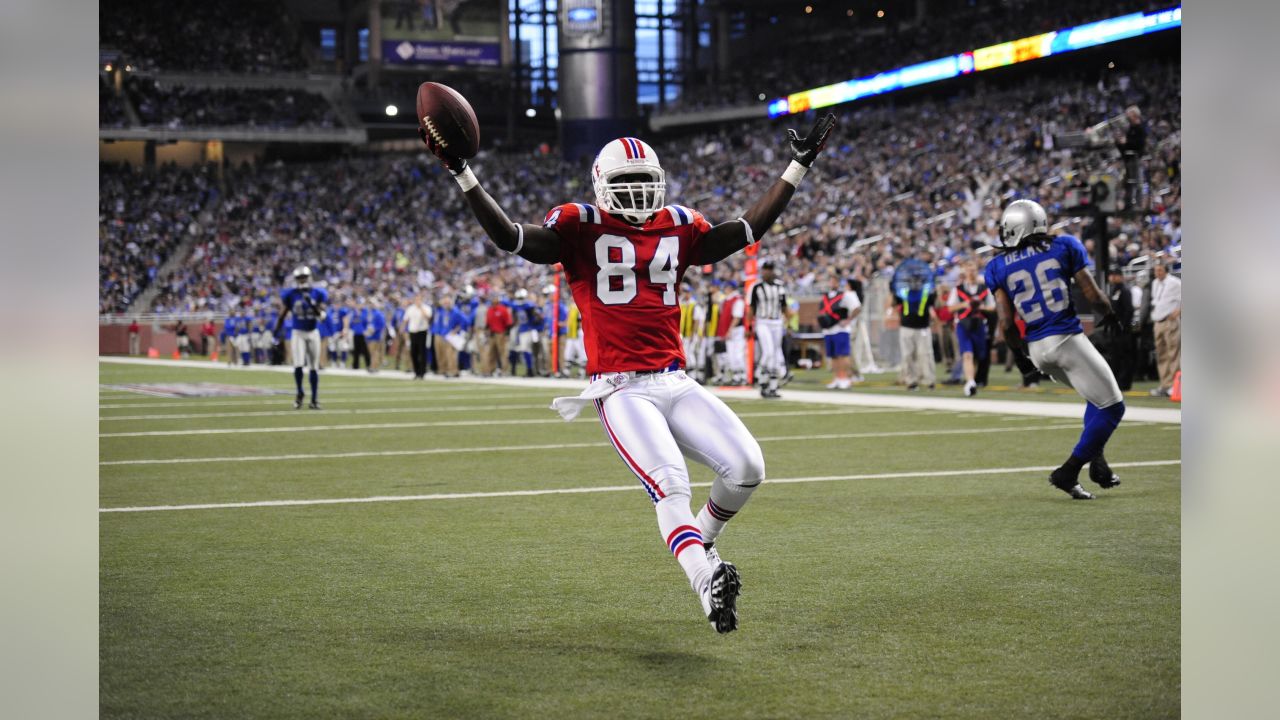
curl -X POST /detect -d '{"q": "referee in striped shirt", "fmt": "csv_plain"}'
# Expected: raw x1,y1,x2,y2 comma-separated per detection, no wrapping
749,260,792,398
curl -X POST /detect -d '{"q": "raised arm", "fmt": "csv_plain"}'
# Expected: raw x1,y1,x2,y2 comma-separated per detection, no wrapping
419,130,562,265
697,114,837,265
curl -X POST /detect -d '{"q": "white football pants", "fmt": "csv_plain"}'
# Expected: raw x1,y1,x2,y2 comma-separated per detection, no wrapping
290,329,321,371
724,327,746,374
594,370,765,553
1028,332,1124,408
754,319,785,382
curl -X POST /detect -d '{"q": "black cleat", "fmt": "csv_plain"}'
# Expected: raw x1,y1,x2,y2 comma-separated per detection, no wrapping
293,393,304,410
1049,466,1094,499
1089,458,1122,489
779,372,795,387
308,401,322,410
707,562,742,634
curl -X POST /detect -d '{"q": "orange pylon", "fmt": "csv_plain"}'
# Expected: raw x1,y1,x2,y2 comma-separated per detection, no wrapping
1169,371,1181,402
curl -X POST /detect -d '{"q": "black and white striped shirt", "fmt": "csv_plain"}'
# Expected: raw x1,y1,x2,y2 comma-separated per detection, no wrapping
750,279,788,321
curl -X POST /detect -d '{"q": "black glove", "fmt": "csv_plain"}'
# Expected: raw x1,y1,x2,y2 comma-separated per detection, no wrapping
1097,311,1124,335
1013,351,1039,378
787,113,837,168
418,127,468,175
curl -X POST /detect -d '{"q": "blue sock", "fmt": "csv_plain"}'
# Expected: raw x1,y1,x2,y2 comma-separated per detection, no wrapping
523,352,534,375
293,367,304,396
1072,402,1126,462
241,352,250,366
309,370,318,402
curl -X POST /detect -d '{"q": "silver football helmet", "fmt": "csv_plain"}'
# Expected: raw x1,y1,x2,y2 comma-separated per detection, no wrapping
293,265,312,287
994,199,1049,249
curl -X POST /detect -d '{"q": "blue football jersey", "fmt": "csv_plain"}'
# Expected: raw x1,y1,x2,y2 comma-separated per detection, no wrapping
984,234,1091,342
281,287,328,332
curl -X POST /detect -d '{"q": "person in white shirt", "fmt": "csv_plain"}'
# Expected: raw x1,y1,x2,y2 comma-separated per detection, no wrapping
402,292,433,380
1149,261,1181,396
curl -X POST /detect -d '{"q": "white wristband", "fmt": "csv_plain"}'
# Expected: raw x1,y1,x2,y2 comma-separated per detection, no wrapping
781,160,808,188
454,166,479,192
737,217,755,245
511,223,525,255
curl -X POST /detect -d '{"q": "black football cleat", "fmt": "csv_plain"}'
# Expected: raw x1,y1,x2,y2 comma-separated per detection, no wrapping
308,401,322,410
1049,466,1095,500
293,393,304,410
707,562,742,634
1089,457,1122,489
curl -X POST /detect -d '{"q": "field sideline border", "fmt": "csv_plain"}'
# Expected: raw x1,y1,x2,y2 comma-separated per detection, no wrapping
101,356,1183,425
99,459,1182,513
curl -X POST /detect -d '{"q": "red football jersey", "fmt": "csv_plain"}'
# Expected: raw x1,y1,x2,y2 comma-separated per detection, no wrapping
543,202,713,374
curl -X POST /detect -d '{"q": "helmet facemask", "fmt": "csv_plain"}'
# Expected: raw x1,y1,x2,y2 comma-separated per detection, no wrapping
595,168,666,225
592,139,666,225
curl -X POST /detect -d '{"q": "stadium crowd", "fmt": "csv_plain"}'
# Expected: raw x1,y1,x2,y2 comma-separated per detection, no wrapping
100,76,128,128
667,0,1160,111
100,0,306,74
102,59,1180,379
126,78,340,130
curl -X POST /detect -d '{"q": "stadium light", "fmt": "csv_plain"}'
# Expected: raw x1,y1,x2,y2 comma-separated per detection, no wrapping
767,5,1182,118
877,10,885,18
384,104,398,117
525,108,537,118
804,6,812,14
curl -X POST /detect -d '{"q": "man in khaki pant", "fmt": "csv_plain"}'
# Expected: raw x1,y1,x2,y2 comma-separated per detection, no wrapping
893,277,938,390
1149,261,1181,397
481,295,514,376
431,295,464,377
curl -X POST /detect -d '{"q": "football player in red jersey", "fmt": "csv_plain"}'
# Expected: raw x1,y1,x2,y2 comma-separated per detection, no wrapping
420,116,835,633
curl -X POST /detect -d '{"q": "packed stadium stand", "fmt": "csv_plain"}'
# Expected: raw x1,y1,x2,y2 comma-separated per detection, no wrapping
100,0,307,74
97,0,1181,379
101,58,1180,321
125,77,340,129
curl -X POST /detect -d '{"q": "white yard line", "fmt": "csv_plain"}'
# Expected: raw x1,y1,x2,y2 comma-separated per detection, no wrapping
99,404,553,422
98,407,915,436
99,392,548,410
100,356,1182,424
99,459,1182,513
99,423,1080,465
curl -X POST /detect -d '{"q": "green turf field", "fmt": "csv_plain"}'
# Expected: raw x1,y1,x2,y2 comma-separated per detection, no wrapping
100,360,1180,719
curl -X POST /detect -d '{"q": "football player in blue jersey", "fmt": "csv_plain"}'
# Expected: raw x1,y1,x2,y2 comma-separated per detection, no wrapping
274,266,329,409
986,200,1127,499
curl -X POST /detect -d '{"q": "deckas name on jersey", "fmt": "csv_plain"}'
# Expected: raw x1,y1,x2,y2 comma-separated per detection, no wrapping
544,202,712,375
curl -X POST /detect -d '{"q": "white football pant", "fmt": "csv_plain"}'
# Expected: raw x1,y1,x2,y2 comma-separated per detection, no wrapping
290,329,322,371
724,327,746,375
1028,332,1124,408
754,319,785,385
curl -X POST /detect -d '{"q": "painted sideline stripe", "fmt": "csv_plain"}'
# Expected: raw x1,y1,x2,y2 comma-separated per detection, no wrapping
99,423,1081,465
99,460,1182,513
99,357,1182,424
98,407,912,436
98,386,529,400
99,392,547,409
100,403,551,422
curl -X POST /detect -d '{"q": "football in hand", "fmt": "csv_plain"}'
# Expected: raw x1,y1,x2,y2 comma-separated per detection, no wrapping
416,82,480,159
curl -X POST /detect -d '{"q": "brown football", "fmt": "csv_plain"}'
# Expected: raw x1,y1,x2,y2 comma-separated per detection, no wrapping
416,82,480,159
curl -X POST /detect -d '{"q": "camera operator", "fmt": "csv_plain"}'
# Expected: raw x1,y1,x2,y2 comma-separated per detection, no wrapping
1116,106,1146,209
